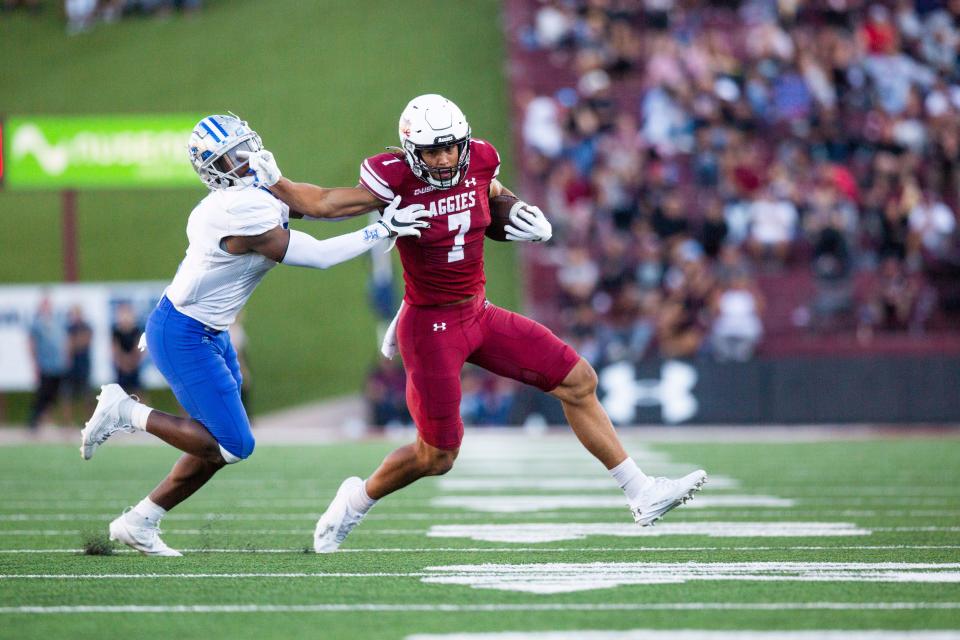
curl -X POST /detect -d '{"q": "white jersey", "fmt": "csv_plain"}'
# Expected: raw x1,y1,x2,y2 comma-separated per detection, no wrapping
165,186,289,330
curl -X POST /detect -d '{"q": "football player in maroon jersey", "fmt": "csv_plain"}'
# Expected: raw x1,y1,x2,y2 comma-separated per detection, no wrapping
246,94,707,552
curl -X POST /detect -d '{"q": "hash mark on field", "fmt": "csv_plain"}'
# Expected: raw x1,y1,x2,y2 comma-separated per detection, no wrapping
1,602,958,614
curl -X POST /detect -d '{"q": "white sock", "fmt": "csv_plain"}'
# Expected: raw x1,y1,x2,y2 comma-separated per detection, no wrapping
130,498,166,527
346,480,377,515
120,397,152,431
610,457,650,502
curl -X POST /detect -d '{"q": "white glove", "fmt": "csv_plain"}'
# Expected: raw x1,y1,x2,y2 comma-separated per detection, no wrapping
505,201,552,243
137,333,148,353
237,149,282,187
380,301,405,359
378,195,432,251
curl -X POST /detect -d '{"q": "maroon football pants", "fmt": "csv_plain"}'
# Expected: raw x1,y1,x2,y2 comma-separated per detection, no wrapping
397,295,580,450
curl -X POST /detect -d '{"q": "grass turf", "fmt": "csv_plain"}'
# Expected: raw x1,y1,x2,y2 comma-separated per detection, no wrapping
0,434,958,639
0,0,518,417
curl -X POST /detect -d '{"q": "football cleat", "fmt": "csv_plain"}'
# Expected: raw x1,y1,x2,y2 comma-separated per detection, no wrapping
80,384,136,461
314,476,366,553
109,510,182,557
629,469,707,526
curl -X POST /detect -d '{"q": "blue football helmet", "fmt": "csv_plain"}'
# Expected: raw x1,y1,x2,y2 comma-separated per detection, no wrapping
187,114,262,189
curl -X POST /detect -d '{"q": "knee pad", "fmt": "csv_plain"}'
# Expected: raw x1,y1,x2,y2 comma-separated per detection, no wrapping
218,434,255,465
219,445,243,464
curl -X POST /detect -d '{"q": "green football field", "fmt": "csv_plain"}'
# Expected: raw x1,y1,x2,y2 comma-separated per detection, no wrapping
1,432,958,639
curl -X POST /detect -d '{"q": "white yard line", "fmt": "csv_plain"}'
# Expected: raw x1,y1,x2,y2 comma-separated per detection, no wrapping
0,602,958,614
2,545,960,554
5,562,960,593
429,495,795,513
437,479,745,491
2,508,958,523
4,486,959,505
426,522,874,543
419,562,960,593
407,631,960,640
2,524,958,538
0,572,427,579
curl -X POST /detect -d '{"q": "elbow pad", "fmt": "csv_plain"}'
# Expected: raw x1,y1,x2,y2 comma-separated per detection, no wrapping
281,226,389,270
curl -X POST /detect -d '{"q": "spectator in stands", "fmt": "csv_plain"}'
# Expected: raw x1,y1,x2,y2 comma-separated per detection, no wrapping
64,304,93,426
699,198,729,260
747,187,798,267
858,255,935,343
365,358,409,429
3,0,41,12
27,295,68,430
111,302,143,396
65,0,96,33
64,0,203,34
710,272,765,362
658,244,715,359
462,368,517,426
229,312,252,420
909,189,957,262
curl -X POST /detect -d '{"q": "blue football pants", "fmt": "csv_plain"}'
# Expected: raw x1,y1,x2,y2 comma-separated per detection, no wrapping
146,296,254,461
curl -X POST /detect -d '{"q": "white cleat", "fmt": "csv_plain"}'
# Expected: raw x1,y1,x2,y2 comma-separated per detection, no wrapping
109,511,182,557
314,476,366,553
629,469,707,527
80,384,136,461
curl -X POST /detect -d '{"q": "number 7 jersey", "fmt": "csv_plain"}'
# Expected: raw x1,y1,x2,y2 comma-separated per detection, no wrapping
359,139,501,306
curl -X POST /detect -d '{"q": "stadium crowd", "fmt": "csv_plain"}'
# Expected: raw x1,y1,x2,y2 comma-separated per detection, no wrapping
516,0,960,366
367,0,960,427
0,0,203,34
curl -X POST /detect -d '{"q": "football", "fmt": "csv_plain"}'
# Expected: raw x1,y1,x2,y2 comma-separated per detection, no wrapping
485,194,519,242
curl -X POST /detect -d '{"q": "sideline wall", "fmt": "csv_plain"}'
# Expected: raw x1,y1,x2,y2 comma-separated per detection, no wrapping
513,356,960,425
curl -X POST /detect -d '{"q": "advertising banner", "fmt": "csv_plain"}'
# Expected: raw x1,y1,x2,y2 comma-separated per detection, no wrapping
513,357,960,425
0,282,168,391
2,115,203,189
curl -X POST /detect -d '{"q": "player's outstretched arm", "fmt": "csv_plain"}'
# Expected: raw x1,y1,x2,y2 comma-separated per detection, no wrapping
239,149,381,219
272,180,382,219
226,197,431,270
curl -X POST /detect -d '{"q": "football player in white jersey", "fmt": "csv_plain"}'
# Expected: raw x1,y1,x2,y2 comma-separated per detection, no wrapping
79,114,431,556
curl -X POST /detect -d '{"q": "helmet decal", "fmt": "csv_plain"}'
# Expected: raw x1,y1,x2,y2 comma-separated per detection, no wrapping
187,114,262,191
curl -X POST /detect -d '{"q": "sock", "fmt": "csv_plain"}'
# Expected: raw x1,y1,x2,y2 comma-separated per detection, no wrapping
346,480,378,516
120,397,152,431
609,457,650,502
130,497,166,527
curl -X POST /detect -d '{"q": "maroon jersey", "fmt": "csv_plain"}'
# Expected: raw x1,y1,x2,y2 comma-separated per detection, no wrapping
359,139,501,306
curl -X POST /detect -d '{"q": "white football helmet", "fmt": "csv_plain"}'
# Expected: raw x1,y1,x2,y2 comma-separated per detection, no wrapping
398,94,471,189
187,114,262,190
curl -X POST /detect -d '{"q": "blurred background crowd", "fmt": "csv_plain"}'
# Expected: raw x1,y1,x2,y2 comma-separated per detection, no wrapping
514,0,960,365
2,0,202,34
368,0,960,427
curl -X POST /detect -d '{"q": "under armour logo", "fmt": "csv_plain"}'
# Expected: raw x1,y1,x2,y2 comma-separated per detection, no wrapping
599,360,698,424
463,177,477,188
433,322,447,332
